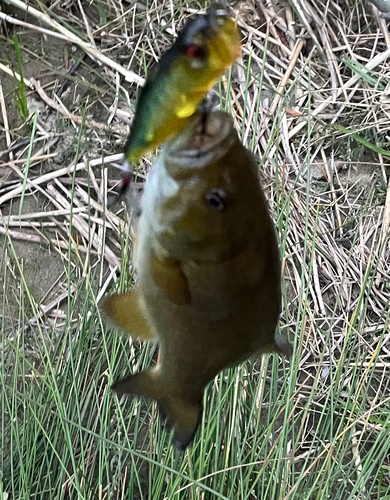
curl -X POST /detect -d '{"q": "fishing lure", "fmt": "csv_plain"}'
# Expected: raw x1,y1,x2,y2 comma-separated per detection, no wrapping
119,3,241,195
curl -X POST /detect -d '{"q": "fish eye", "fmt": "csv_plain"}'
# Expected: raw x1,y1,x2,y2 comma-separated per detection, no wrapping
186,44,206,59
205,189,226,210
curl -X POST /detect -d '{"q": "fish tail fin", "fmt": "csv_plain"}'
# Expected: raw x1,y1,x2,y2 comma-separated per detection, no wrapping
274,333,293,358
112,368,202,450
159,396,202,450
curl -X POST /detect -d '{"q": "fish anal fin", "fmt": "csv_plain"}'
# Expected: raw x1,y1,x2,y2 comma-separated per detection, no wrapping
151,250,191,305
101,287,154,341
112,368,202,450
111,367,161,399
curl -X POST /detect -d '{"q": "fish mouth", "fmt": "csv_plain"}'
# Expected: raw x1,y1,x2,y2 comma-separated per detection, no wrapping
164,111,236,171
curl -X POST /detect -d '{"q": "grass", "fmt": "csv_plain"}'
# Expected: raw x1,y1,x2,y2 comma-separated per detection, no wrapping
11,34,28,122
1,0,390,499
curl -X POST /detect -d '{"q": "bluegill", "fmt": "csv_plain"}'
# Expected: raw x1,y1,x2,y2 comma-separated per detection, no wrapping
103,111,292,449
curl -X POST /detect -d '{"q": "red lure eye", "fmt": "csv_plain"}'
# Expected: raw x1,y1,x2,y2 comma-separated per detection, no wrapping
186,44,206,59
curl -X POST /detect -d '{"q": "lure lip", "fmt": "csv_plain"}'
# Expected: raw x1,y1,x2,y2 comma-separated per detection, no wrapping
164,111,236,173
207,2,229,29
182,3,230,44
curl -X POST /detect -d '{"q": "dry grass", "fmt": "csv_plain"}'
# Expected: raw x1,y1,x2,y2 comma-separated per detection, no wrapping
1,0,390,499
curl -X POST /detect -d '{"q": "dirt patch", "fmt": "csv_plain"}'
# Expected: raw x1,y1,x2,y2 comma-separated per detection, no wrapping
0,20,128,327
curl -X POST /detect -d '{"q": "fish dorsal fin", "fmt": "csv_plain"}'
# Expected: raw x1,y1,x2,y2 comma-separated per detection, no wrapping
101,286,154,341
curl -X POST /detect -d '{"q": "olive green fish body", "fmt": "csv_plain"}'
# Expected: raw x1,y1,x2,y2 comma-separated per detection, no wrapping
104,112,292,449
136,115,287,385
124,3,241,164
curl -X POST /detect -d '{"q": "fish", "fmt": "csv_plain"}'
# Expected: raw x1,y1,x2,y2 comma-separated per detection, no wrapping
102,111,293,450
122,3,241,171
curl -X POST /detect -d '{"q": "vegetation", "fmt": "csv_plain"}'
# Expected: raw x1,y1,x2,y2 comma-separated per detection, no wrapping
0,0,389,498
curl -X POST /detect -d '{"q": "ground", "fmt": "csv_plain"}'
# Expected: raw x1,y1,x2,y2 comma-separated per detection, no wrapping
0,1,390,499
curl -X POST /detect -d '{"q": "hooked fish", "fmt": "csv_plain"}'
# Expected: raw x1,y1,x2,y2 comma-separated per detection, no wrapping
123,3,241,169
103,111,293,450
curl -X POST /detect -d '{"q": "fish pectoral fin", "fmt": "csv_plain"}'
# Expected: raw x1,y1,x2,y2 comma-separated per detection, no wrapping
112,368,202,450
151,250,191,305
101,287,154,341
